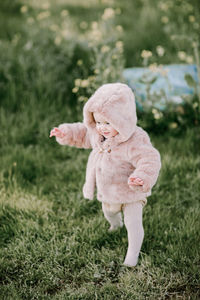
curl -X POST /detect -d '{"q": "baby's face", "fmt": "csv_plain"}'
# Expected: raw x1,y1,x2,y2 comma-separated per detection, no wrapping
93,112,118,139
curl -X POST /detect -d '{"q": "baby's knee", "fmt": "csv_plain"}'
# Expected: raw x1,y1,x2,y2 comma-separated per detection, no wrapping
124,216,143,230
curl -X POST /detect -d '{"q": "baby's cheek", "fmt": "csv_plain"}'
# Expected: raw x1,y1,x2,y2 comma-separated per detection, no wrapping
96,127,101,134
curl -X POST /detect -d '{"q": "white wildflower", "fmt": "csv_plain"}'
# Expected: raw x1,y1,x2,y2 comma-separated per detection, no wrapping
189,15,195,23
78,96,88,102
116,25,123,33
186,56,194,64
169,122,178,129
37,11,51,21
88,76,95,81
101,0,114,4
72,87,79,93
81,80,89,88
77,60,83,66
20,6,28,13
158,2,169,11
116,41,123,53
156,45,165,57
102,8,115,20
42,3,50,10
91,30,102,41
101,45,110,53
161,16,169,24
149,63,159,72
178,51,187,61
141,50,152,58
61,29,69,39
94,69,100,74
75,79,82,87
91,22,98,30
24,41,33,51
54,36,62,45
152,108,163,120
61,10,69,17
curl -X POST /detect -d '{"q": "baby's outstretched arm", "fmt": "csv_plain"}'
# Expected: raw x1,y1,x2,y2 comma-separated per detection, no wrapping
50,122,91,149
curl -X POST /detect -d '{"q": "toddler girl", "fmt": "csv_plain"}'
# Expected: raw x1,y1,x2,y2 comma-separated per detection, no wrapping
50,83,161,267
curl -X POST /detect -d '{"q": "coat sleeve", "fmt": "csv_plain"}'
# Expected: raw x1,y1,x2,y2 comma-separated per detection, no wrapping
55,122,91,149
127,131,161,193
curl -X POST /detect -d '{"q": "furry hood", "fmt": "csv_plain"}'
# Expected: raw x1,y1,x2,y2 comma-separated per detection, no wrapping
83,83,137,143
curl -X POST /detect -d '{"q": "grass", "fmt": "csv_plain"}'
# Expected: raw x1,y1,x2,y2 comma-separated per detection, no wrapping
0,111,200,299
0,0,200,299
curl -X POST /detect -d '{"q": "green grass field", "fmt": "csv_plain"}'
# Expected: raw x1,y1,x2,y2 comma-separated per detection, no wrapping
0,0,200,299
0,125,200,299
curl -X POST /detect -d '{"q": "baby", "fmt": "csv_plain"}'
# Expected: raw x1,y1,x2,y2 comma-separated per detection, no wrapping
50,83,161,267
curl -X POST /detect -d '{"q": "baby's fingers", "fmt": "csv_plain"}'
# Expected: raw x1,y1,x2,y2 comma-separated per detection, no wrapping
128,181,139,186
133,178,144,186
50,127,64,138
49,130,55,137
136,179,144,185
128,177,144,186
50,128,57,137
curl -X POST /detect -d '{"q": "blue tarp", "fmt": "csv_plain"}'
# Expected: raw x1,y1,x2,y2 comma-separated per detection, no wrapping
123,64,198,109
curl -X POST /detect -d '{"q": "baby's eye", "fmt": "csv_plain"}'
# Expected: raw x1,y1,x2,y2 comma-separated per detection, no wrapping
96,122,100,124
106,122,110,125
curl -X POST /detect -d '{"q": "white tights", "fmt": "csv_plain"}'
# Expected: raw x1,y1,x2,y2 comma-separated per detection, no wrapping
102,201,144,267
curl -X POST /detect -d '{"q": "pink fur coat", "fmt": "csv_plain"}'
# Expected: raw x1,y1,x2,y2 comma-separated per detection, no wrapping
56,83,161,204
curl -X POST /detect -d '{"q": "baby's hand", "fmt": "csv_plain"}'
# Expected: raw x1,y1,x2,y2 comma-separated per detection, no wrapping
50,127,65,139
128,176,144,186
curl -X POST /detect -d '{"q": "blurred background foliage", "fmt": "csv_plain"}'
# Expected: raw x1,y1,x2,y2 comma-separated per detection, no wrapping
0,0,199,134
0,0,199,193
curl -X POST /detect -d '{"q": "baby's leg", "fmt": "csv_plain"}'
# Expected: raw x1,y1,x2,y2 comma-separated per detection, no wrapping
102,203,123,232
123,201,144,267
